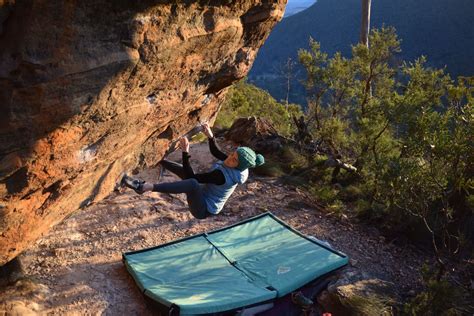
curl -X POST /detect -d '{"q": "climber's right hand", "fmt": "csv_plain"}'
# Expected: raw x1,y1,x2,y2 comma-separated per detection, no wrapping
201,122,213,138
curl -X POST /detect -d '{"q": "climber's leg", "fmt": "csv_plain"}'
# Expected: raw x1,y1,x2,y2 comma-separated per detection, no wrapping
153,178,208,219
159,160,187,179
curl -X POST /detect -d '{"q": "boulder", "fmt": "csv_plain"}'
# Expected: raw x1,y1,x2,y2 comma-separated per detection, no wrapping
225,116,286,153
0,1,286,265
317,267,399,315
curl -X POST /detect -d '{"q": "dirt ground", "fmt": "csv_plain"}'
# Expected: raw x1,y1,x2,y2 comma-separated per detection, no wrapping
0,140,432,315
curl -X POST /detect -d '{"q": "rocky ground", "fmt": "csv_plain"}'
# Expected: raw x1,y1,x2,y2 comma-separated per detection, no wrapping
0,140,434,315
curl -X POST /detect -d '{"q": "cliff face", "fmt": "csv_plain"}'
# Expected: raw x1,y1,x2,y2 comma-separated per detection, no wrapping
0,0,286,265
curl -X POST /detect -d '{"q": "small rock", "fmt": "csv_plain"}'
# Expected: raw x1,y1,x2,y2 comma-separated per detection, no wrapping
54,248,66,258
350,259,358,267
5,300,42,316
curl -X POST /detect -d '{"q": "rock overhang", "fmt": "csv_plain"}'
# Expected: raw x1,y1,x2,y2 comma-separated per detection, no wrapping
0,0,287,265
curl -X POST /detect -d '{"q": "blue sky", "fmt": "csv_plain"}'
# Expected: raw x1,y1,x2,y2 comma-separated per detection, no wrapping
284,0,317,17
287,0,316,5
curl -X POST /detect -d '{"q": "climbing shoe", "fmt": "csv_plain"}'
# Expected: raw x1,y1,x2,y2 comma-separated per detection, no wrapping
120,174,145,194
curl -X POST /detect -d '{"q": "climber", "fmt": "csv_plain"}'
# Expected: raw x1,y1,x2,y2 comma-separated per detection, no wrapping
120,123,265,219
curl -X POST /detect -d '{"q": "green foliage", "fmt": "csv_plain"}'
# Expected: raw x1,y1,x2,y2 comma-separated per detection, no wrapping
308,185,338,205
339,185,364,202
298,28,473,297
327,199,346,218
378,64,473,249
280,146,307,172
216,79,302,136
253,160,286,177
403,265,468,316
298,28,401,169
354,198,372,217
190,133,207,143
253,145,310,182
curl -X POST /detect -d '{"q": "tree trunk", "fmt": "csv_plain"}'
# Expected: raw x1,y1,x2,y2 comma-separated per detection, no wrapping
360,0,371,47
284,57,293,106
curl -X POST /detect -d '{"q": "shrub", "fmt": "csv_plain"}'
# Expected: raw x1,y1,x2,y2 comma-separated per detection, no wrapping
403,265,468,316
253,160,285,177
308,185,338,205
327,199,345,218
339,184,364,202
298,27,473,273
216,79,302,136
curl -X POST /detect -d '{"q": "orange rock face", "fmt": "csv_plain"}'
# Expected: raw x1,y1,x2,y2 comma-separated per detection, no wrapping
0,1,286,265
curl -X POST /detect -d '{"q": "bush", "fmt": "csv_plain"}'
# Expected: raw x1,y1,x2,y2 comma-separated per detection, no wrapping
403,265,468,316
308,185,338,205
254,145,309,180
298,27,473,263
216,79,302,136
339,184,364,202
354,199,372,217
327,199,345,218
253,160,285,177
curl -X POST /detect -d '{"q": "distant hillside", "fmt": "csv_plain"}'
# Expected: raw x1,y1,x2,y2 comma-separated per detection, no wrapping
249,0,474,105
284,0,316,17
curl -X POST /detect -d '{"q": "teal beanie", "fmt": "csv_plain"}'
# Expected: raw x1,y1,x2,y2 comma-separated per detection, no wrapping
236,147,265,171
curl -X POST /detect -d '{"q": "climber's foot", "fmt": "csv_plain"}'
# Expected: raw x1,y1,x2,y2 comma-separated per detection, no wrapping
120,174,145,194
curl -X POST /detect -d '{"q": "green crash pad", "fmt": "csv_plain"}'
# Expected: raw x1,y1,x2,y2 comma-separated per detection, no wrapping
123,212,348,315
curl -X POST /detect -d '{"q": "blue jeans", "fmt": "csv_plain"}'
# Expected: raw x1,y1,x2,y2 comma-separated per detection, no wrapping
153,160,208,219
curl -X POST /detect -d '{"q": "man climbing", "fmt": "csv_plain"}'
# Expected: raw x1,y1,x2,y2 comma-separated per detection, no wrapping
120,123,265,219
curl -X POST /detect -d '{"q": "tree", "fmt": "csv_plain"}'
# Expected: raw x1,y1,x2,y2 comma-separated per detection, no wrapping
299,27,473,286
298,28,400,174
283,57,295,106
360,0,372,47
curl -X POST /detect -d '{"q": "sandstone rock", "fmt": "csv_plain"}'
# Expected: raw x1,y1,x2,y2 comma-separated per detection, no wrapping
2,300,41,316
0,1,286,265
317,267,399,316
225,116,286,153
0,277,48,315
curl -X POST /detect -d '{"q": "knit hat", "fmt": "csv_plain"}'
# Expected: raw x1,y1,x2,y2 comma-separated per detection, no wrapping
236,147,265,171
